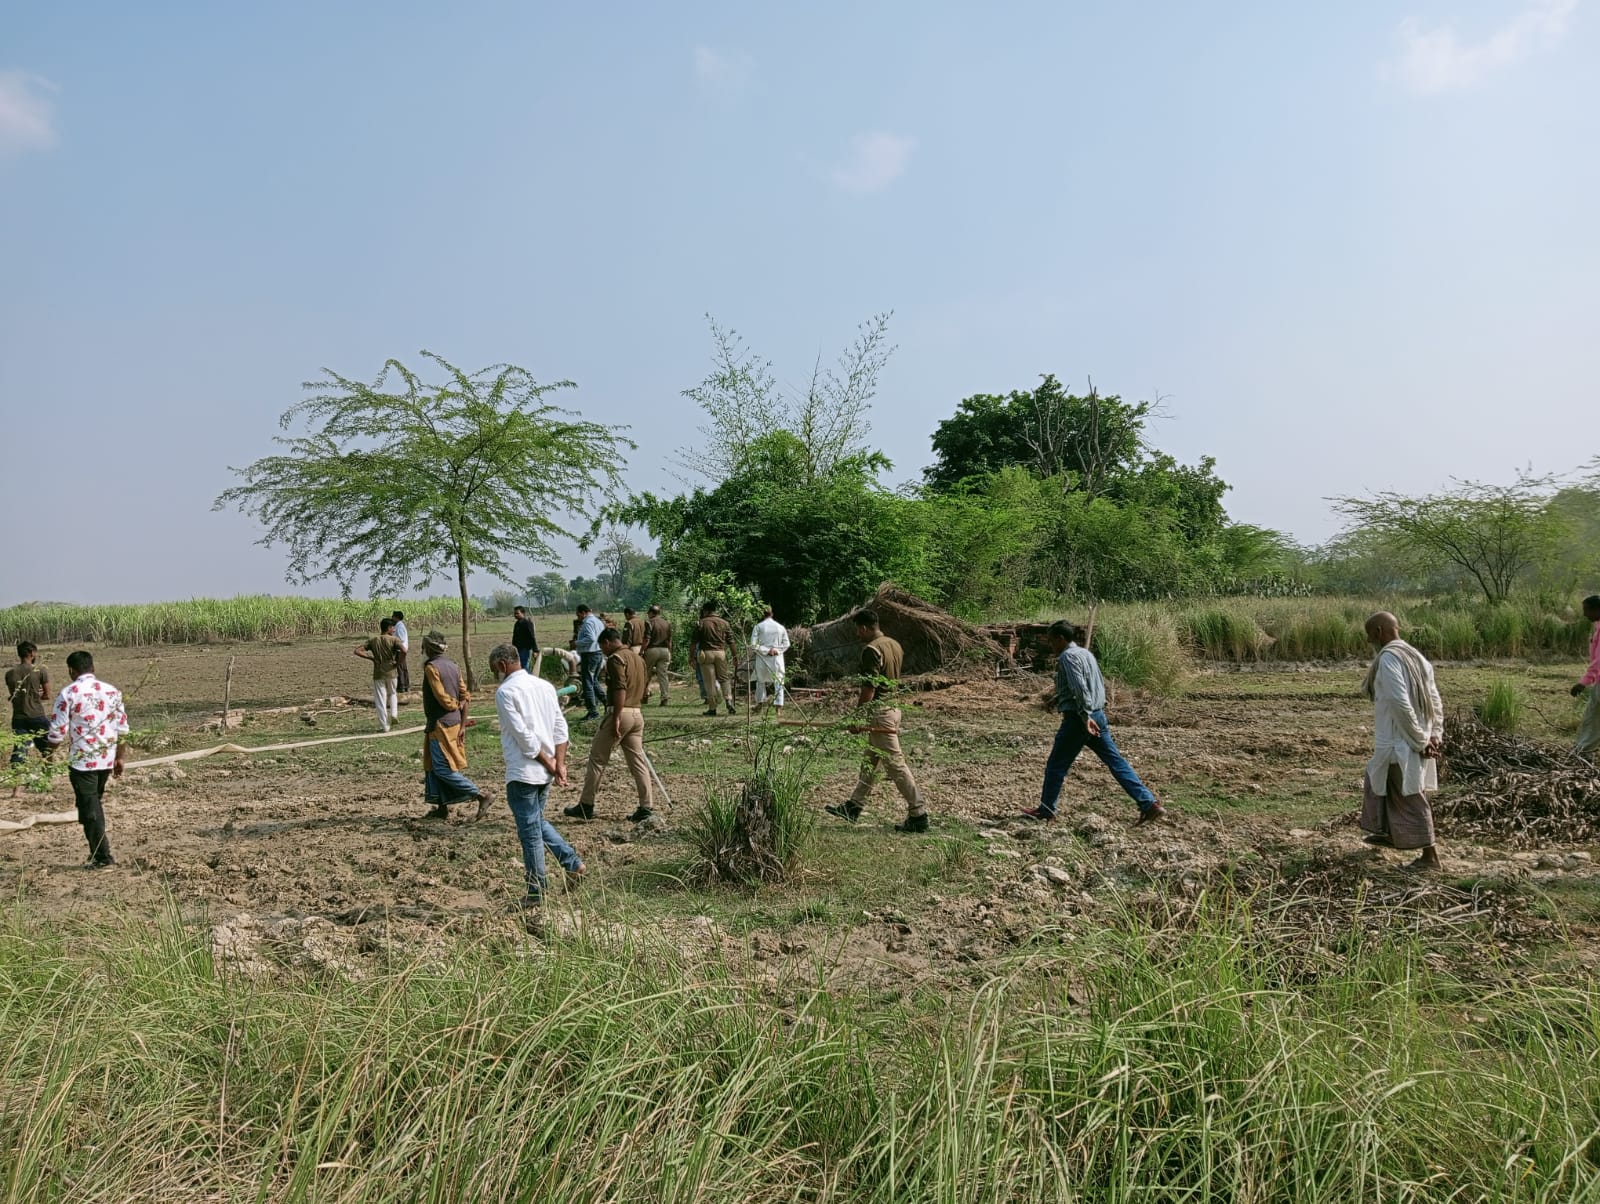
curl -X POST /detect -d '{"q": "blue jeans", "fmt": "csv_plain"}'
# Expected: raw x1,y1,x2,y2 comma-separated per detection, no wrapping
578,651,607,715
1040,710,1156,816
518,647,533,672
506,780,582,898
424,734,480,804
10,716,49,766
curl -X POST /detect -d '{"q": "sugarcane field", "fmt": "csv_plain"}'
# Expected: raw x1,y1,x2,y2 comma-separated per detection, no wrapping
7,6,1600,1200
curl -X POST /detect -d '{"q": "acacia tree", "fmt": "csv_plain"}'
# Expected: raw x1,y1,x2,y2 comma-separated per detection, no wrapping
1331,472,1566,605
216,352,631,687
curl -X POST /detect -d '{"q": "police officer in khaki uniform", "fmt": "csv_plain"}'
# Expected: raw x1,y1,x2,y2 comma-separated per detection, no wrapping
826,609,930,833
566,628,655,823
642,605,673,706
692,602,736,716
622,607,647,655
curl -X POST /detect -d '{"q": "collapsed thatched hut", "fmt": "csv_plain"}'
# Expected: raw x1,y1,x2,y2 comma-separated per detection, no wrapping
789,585,1009,681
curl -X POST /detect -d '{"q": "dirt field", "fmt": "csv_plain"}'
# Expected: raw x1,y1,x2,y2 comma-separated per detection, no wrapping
4,636,1597,989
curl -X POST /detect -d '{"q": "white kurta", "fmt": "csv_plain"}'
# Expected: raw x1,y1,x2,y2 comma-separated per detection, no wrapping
750,617,790,696
1367,644,1444,796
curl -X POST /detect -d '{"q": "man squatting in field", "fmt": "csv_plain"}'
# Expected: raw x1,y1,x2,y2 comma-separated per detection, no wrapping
693,601,737,716
419,631,492,821
1021,620,1166,825
565,627,655,824
1572,594,1600,760
8,641,51,799
354,617,404,731
642,604,672,705
45,650,128,869
489,643,585,906
1360,611,1444,872
826,609,930,833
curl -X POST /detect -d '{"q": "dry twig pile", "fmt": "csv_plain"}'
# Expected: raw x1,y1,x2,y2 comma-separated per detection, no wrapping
1437,710,1600,847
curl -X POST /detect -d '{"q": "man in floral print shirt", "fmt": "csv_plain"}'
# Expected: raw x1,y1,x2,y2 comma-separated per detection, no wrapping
45,650,129,868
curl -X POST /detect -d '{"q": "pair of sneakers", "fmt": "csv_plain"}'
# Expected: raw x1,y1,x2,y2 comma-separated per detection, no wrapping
1018,802,1169,826
701,701,737,717
824,802,929,833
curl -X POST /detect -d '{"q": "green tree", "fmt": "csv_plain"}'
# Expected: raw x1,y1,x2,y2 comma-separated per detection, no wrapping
1331,472,1568,605
923,376,1151,494
524,571,569,611
679,313,893,486
215,352,630,687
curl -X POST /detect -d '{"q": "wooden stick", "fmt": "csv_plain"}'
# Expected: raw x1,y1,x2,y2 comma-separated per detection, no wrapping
1084,604,1098,650
774,718,896,734
223,655,235,726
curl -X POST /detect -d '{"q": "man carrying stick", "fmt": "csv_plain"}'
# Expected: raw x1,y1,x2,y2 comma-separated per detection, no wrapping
825,609,930,833
1021,620,1165,824
565,628,655,823
1360,611,1444,872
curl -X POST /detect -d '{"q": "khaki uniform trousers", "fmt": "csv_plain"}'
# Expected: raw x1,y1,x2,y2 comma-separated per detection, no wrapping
698,649,733,708
644,647,672,702
578,707,652,810
850,707,927,817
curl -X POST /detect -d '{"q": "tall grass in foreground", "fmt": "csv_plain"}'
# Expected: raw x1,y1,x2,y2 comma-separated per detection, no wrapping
0,595,481,646
3,909,1596,1202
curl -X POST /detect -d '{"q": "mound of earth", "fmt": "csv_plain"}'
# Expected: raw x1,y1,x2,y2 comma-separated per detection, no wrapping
791,585,1008,680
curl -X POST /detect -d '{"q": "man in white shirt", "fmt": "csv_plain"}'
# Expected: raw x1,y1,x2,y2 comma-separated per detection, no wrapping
490,642,585,906
390,610,411,693
1360,612,1444,871
45,649,129,868
749,606,790,708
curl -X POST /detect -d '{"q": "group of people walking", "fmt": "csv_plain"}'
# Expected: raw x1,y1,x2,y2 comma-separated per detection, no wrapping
9,594,1600,906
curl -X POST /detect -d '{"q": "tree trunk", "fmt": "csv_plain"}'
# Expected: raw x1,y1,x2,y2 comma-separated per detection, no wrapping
457,553,476,691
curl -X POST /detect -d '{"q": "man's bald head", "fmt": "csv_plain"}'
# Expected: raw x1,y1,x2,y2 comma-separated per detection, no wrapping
1365,611,1400,646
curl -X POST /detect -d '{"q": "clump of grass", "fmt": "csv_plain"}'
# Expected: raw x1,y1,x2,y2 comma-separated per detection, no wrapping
1091,607,1186,693
1476,677,1527,732
1180,606,1271,660
686,757,815,884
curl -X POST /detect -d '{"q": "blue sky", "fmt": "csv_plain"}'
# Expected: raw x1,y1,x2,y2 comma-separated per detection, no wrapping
2,1,1595,605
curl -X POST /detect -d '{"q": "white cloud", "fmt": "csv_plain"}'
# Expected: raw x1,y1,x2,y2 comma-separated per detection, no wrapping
1392,0,1577,94
829,131,916,194
693,45,753,93
0,70,57,156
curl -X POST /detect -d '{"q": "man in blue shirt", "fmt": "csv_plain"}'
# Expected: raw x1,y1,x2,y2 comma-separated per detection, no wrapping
1021,620,1166,824
571,604,608,720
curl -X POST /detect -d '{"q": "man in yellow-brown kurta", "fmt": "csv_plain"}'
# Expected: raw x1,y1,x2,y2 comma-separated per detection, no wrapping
420,631,492,821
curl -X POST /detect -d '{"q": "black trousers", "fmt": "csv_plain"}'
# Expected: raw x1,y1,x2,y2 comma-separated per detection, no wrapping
69,768,114,864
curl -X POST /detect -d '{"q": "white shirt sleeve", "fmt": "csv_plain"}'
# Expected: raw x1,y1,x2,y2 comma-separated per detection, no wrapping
501,691,543,758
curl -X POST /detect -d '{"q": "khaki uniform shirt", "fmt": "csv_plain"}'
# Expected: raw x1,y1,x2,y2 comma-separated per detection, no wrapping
859,634,904,702
645,616,673,651
692,616,733,651
624,616,647,647
604,647,650,708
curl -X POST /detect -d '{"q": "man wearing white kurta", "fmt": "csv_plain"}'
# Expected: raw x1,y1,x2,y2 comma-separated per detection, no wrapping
1359,611,1444,871
750,607,790,707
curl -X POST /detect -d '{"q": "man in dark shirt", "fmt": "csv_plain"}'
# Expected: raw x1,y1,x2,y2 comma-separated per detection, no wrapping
354,618,404,731
7,641,51,798
623,607,647,654
566,628,655,822
692,602,736,716
642,605,673,706
825,609,929,833
511,606,540,673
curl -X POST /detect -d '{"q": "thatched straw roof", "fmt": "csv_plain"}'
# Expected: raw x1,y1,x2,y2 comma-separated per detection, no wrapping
789,585,1008,681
